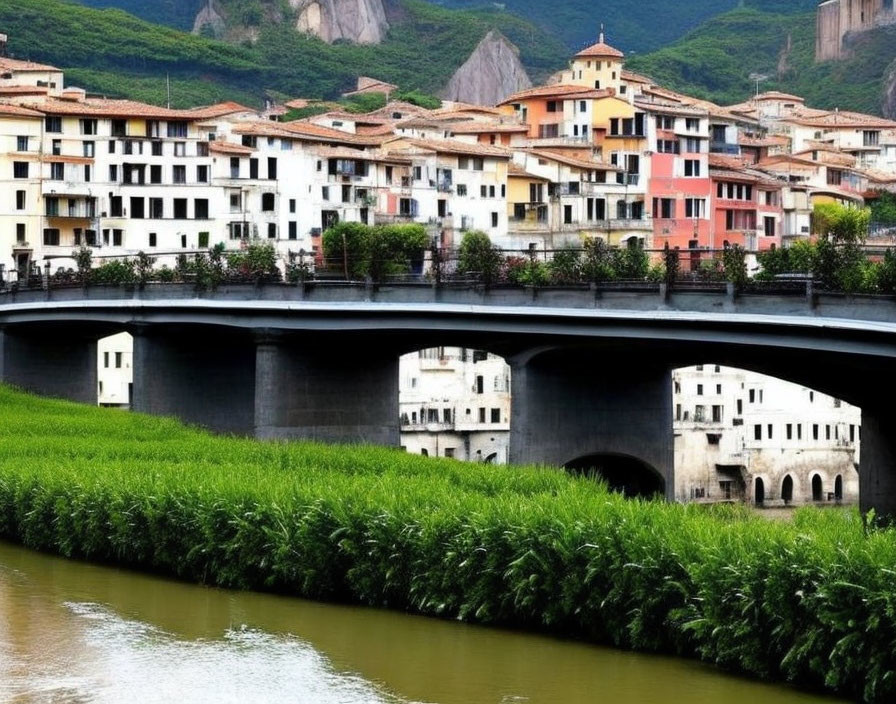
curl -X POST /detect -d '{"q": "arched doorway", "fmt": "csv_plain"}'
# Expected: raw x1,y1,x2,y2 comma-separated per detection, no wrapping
811,474,823,502
834,475,843,502
564,454,665,498
781,475,794,505
754,477,765,506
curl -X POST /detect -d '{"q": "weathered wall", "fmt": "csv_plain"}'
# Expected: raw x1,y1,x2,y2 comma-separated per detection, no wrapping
816,0,896,61
816,0,843,61
293,0,389,45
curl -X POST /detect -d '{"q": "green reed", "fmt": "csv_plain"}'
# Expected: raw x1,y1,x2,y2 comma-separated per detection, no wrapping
0,385,893,701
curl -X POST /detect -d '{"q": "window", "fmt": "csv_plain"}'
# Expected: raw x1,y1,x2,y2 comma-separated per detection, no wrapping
149,232,157,247
112,229,122,246
478,408,486,423
812,424,819,440
80,119,97,135
109,165,118,182
130,197,145,219
262,193,275,211
656,115,674,130
49,163,64,180
173,199,188,219
456,184,467,197
167,121,187,138
51,139,61,156
110,196,123,217
685,198,705,218
712,405,722,423
289,198,296,213
754,424,762,441
173,165,186,184
13,161,28,179
194,199,209,219
685,118,700,132
321,186,330,201
151,141,164,157
471,158,484,171
15,190,25,210
16,136,29,151
83,141,95,158
43,228,60,246
109,140,116,154
114,352,122,369
288,221,297,240
694,405,705,422
491,212,498,228
150,165,163,184
197,165,209,183
172,141,185,157
267,223,277,239
786,423,793,440
684,159,701,177
767,424,773,440
653,197,674,219
490,408,501,423
267,157,277,180
697,384,703,395
149,198,163,219
45,116,62,133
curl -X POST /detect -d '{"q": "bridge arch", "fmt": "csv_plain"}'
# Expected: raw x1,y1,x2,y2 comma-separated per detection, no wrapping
563,453,665,498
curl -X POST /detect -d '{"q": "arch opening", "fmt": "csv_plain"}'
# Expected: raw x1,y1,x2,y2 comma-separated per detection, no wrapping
782,474,794,505
834,475,843,502
564,454,665,499
811,473,823,502
754,477,765,506
399,346,510,463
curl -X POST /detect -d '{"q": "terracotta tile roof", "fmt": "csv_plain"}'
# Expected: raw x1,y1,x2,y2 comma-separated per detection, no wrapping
621,70,654,85
0,57,60,72
708,154,751,169
315,145,411,164
498,84,613,106
385,137,511,159
758,154,820,169
432,103,503,116
0,85,48,96
356,123,397,136
574,35,624,59
275,120,386,146
525,148,619,171
209,140,255,155
448,122,529,134
19,97,253,120
780,110,896,129
0,102,43,117
738,134,790,147
754,91,805,103
508,162,550,180
635,99,707,117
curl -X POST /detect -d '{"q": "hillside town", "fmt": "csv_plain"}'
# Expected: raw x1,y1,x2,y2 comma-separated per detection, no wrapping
1,28,885,507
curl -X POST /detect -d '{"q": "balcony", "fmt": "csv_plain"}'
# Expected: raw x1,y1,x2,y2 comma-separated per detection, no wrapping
588,218,653,231
377,213,417,224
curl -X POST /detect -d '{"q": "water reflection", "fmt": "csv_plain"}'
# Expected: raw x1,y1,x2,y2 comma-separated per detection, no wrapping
0,541,842,704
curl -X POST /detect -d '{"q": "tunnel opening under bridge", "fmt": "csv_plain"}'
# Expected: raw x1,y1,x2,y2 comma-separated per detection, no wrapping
563,454,665,498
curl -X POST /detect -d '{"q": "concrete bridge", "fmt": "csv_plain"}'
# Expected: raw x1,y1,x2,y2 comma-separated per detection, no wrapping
2,281,896,515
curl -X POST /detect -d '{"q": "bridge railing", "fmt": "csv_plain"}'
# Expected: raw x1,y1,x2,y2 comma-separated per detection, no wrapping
0,242,888,297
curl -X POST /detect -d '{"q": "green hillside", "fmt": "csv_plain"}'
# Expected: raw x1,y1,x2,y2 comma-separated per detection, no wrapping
1,0,567,107
74,0,203,30
626,7,896,116
434,0,818,53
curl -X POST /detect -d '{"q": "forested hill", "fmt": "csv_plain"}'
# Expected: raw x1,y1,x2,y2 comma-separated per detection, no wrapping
0,0,567,107
626,7,896,116
433,0,819,53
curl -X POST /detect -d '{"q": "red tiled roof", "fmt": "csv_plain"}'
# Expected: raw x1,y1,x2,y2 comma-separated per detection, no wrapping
574,35,624,59
0,57,60,72
525,148,619,171
499,84,614,106
385,137,511,158
208,141,255,155
754,91,805,103
0,102,43,117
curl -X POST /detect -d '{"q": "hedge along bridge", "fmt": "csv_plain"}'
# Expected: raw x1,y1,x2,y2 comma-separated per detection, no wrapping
3,280,896,515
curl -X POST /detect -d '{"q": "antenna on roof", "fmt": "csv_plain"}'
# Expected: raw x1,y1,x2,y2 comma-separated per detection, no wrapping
599,23,605,43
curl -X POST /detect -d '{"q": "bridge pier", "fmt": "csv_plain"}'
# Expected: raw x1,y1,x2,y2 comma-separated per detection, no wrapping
509,348,674,498
130,327,256,435
858,404,896,520
254,333,399,445
0,327,97,403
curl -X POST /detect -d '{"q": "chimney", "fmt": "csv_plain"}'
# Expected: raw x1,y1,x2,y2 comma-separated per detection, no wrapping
0,33,8,58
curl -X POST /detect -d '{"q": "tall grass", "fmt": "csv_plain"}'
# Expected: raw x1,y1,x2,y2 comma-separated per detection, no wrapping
0,385,893,700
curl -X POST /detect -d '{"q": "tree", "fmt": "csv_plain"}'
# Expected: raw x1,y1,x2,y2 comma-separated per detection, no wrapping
812,203,870,292
457,230,502,286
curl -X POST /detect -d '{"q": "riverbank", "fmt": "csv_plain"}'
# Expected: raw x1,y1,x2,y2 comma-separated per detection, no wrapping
0,385,892,701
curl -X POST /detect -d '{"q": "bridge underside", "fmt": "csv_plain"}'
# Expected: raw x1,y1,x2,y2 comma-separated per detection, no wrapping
1,296,896,516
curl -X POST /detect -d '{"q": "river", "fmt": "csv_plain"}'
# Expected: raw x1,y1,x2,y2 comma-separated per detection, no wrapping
0,540,843,704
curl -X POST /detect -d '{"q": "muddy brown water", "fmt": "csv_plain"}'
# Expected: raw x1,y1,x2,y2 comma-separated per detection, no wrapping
0,540,845,703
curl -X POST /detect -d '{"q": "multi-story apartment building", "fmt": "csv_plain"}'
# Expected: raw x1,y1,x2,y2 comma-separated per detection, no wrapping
399,347,511,463
674,365,860,506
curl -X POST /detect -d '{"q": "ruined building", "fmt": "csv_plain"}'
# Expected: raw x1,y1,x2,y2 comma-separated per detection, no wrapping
816,0,896,61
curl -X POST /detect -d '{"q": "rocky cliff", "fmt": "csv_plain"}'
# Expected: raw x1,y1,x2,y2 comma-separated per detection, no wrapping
884,59,896,119
441,30,531,107
193,1,226,37
292,0,389,44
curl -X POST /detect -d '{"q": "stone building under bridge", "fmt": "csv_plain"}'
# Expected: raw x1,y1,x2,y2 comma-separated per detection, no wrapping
674,365,860,506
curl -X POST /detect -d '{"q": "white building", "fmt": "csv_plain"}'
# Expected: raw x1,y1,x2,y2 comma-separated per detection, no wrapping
399,347,511,463
97,332,132,407
674,365,860,506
